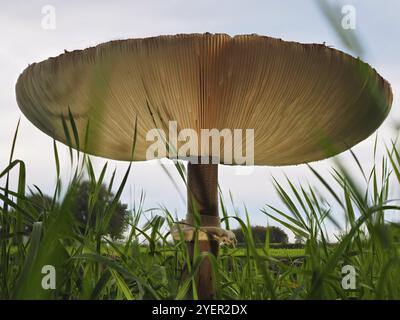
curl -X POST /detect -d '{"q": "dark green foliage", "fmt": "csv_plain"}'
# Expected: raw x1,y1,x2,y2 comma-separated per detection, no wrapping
73,181,129,240
232,225,289,245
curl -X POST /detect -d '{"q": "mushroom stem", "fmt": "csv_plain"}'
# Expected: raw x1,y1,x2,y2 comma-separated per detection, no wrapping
186,160,219,299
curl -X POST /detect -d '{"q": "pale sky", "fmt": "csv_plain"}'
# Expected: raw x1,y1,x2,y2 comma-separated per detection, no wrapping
0,0,399,241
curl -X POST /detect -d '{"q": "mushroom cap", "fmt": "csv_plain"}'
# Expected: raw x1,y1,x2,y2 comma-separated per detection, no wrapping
16,33,392,165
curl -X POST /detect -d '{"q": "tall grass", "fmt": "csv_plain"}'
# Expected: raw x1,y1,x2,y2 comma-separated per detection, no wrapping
1,116,400,299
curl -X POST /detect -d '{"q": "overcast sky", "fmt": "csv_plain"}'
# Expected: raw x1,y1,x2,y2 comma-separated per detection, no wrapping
0,0,399,241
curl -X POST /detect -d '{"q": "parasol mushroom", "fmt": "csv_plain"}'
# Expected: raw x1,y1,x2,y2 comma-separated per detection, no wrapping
15,34,392,299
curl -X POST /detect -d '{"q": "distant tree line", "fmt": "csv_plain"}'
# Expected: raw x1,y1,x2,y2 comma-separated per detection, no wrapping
24,181,129,240
232,225,289,245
